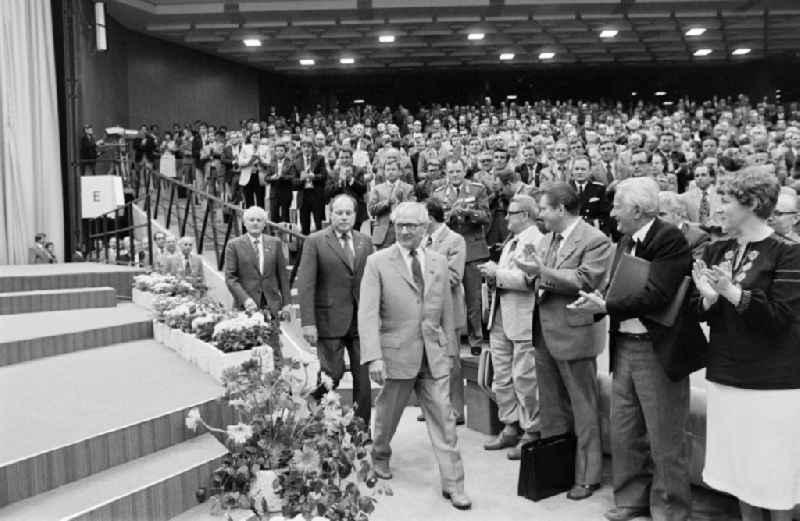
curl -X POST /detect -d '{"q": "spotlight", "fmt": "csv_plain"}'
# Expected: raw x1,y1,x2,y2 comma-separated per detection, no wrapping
499,53,515,61
340,57,355,64
468,33,485,41
599,29,618,38
654,91,667,96
685,27,706,36
631,91,638,96
95,2,107,52
354,99,365,104
299,59,315,66
378,35,395,43
243,39,262,47
507,94,518,100
539,52,555,60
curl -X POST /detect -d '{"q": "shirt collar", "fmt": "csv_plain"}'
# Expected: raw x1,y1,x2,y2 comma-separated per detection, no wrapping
398,243,423,259
559,217,581,242
632,218,656,243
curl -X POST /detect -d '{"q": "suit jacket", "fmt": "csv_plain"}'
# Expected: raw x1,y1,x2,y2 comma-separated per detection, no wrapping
295,227,374,338
488,225,544,341
166,253,205,285
367,180,416,246
432,181,491,262
236,143,258,186
293,153,327,196
28,244,50,264
590,159,630,186
534,219,612,360
358,244,456,380
680,222,710,260
515,162,546,187
605,218,708,381
326,166,369,223
683,184,724,226
224,233,289,315
572,180,610,230
426,225,467,331
266,158,297,201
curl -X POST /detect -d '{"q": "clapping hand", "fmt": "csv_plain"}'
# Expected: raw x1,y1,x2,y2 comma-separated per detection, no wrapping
567,290,606,314
512,249,542,277
707,264,737,297
692,260,718,301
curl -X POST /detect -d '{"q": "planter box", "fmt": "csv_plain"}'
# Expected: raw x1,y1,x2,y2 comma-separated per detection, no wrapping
154,321,256,383
131,288,158,310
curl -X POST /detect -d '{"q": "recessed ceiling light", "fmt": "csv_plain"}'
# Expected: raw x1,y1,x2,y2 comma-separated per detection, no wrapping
631,91,638,96
499,52,515,61
299,59,315,66
685,27,706,36
599,29,618,38
243,39,261,47
340,57,355,64
655,91,667,96
353,99,365,104
732,48,751,55
663,101,674,106
378,35,395,43
539,52,555,60
507,94,518,100
467,33,485,41
694,48,712,56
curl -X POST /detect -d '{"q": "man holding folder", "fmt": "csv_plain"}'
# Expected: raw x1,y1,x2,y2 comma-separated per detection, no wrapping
568,177,707,521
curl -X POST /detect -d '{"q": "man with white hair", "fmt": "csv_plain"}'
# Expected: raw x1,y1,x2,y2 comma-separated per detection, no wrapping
166,236,205,286
769,188,800,243
569,177,707,521
359,202,471,510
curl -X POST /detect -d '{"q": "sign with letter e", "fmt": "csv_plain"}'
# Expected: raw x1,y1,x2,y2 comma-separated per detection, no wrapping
81,175,125,218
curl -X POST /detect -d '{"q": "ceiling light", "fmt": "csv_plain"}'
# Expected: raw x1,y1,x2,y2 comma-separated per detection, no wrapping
467,33,485,41
539,52,555,60
378,35,395,43
655,91,667,96
732,48,751,55
507,94,518,100
631,91,638,96
499,52,515,61
685,27,706,36
694,48,712,56
663,101,674,106
243,39,261,47
599,29,618,38
299,59,315,66
353,99,365,104
340,57,355,64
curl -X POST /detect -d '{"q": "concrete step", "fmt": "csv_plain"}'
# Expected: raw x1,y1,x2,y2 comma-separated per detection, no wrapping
0,287,117,315
169,504,256,521
0,303,153,366
0,263,142,298
0,340,230,507
0,434,227,521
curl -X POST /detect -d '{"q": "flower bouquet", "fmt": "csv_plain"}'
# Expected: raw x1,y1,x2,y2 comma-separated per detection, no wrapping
187,351,389,521
133,272,197,295
213,312,279,354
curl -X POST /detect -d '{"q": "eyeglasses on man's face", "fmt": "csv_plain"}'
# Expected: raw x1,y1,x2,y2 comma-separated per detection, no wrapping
395,222,425,230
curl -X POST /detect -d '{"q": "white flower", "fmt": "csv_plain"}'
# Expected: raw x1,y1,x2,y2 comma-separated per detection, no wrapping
185,408,201,431
226,423,254,444
320,390,341,409
319,372,334,391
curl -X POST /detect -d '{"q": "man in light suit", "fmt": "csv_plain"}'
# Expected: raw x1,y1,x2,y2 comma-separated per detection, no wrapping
166,236,205,287
295,194,375,424
151,232,171,274
359,202,471,510
418,197,467,425
367,160,416,249
28,232,50,264
515,183,612,501
224,206,289,318
479,194,544,459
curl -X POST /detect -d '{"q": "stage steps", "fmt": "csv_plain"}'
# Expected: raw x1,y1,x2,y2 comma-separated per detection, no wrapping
0,263,142,298
0,286,116,315
0,303,153,366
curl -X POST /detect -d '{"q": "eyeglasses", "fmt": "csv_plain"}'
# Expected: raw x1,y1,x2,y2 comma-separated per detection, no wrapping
507,210,526,216
395,222,424,230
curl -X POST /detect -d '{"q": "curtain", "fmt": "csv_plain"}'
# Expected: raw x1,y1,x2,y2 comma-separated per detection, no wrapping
0,0,64,264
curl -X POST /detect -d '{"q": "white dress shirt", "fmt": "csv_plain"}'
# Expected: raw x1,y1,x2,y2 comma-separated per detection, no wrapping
618,218,655,334
249,234,264,274
557,217,581,256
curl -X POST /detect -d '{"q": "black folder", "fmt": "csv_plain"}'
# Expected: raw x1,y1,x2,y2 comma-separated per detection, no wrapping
606,254,690,327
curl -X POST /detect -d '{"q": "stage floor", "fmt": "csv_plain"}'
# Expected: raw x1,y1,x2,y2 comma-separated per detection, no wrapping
369,409,738,521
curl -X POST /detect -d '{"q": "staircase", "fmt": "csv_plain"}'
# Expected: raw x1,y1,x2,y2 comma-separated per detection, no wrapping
0,263,235,521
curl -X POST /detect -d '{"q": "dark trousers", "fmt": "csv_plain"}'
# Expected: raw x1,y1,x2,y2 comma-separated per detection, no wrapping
242,175,265,209
534,324,603,486
299,190,325,235
269,190,293,223
311,333,371,425
611,335,691,521
463,260,485,348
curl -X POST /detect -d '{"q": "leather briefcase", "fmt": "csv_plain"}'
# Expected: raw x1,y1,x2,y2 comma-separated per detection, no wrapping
517,433,577,501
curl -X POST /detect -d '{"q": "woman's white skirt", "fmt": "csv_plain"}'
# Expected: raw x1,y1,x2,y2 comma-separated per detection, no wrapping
703,380,800,510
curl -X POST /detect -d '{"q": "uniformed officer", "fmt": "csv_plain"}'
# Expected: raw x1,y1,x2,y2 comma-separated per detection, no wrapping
433,157,491,355
569,156,610,232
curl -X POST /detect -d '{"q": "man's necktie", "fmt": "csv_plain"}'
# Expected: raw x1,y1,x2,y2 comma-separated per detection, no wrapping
410,248,424,295
184,255,192,275
253,238,263,274
543,233,563,268
425,236,433,249
699,189,710,224
341,233,354,267
606,161,613,182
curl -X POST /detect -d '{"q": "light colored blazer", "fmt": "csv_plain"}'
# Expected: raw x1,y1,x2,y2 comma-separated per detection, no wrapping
488,224,544,341
28,244,49,264
237,143,257,186
535,218,612,360
165,253,205,285
426,225,467,331
367,180,416,246
683,183,723,226
358,244,456,380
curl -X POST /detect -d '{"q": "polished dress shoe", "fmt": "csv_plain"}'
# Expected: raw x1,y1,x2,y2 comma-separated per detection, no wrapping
372,460,392,480
455,416,465,426
483,430,519,451
505,431,540,460
566,483,601,500
442,490,472,510
603,506,650,521
470,346,482,356
417,412,425,422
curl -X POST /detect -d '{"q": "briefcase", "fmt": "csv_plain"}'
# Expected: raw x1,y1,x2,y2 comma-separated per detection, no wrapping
517,433,577,501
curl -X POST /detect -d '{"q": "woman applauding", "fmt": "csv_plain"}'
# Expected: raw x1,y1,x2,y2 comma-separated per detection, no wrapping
690,167,800,521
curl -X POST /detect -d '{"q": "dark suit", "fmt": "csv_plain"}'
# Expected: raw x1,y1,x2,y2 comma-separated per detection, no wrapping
266,158,297,223
571,180,610,232
224,233,289,317
604,218,707,521
295,227,374,423
326,166,369,229
680,222,710,260
294,154,327,234
515,162,545,187
653,149,689,192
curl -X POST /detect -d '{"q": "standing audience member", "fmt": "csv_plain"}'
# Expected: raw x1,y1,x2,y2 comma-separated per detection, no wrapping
224,206,289,319
480,194,544,459
266,141,296,224
327,148,369,230
28,233,50,264
367,160,416,249
690,168,800,521
295,137,328,235
515,183,612,499
684,164,722,227
44,242,57,263
569,177,707,521
359,202,471,510
295,194,375,425
167,236,205,286
658,191,711,259
152,231,171,273
79,125,102,176
238,134,263,209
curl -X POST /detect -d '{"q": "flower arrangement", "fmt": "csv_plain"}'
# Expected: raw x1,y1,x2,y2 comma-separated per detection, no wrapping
133,272,197,295
187,350,388,521
212,312,279,353
154,295,226,333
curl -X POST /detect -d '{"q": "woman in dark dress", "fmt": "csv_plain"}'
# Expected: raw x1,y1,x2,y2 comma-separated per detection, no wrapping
690,167,800,521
